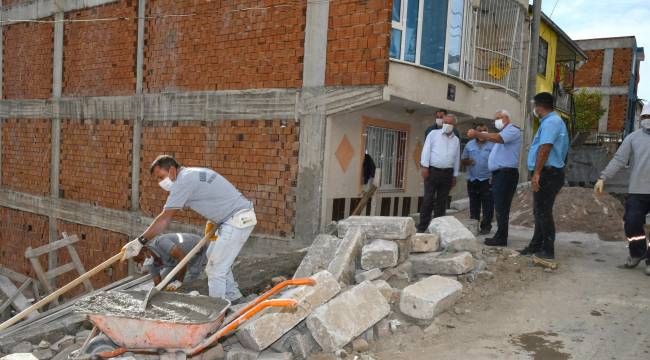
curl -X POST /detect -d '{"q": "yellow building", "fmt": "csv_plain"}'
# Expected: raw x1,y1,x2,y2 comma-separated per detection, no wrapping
536,12,587,125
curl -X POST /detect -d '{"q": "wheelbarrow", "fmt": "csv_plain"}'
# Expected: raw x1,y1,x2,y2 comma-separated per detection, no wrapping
72,278,315,359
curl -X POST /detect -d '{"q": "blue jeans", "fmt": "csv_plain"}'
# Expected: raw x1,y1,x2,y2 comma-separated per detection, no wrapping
624,194,650,260
491,168,519,243
205,222,254,300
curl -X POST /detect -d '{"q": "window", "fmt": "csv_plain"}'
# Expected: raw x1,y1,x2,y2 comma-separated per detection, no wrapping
364,126,408,190
538,38,548,76
390,0,468,76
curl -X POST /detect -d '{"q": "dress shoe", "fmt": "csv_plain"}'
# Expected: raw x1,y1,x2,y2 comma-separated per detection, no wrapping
533,250,555,260
484,237,506,247
617,256,644,269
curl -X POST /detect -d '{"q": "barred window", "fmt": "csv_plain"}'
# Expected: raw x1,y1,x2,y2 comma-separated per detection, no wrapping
364,126,408,190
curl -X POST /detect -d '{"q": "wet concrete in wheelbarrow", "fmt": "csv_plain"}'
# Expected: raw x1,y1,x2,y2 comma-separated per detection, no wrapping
74,290,229,323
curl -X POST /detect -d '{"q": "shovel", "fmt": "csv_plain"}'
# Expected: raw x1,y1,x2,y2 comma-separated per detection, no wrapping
141,228,216,311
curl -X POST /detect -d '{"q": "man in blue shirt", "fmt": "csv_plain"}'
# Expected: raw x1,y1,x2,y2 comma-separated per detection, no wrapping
467,109,521,246
461,124,495,235
520,92,569,259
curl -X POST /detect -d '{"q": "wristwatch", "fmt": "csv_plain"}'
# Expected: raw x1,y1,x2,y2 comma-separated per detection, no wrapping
137,235,147,245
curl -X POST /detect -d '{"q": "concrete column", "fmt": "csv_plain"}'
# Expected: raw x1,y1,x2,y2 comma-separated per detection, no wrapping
294,0,330,245
131,0,146,213
601,49,614,87
49,11,64,280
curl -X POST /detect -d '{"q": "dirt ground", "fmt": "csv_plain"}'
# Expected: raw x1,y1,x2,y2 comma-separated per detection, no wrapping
369,227,650,360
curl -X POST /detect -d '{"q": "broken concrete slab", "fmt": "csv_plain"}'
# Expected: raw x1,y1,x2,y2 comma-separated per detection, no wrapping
355,269,382,284
306,281,390,353
327,229,365,284
410,233,440,253
427,216,480,254
360,240,398,270
410,251,476,275
399,275,463,320
236,271,341,352
226,344,259,360
337,217,415,240
293,235,341,279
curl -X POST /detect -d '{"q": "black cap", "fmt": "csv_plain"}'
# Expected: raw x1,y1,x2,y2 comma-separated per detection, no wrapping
534,92,554,108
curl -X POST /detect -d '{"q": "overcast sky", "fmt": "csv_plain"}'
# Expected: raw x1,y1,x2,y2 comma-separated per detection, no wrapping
539,0,650,102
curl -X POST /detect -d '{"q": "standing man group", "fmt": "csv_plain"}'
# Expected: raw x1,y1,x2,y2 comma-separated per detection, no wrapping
467,110,521,247
595,103,650,274
461,123,495,235
417,114,460,233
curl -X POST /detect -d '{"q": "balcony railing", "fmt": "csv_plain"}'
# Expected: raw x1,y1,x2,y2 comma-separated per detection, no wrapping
553,86,572,114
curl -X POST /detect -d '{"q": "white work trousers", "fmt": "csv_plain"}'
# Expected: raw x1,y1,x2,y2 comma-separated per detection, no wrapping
205,222,253,301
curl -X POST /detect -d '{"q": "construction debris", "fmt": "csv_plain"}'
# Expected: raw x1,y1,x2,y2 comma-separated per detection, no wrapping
337,216,416,240
427,216,480,254
293,235,341,279
360,240,398,270
326,229,365,283
399,276,463,320
410,251,477,275
410,233,440,253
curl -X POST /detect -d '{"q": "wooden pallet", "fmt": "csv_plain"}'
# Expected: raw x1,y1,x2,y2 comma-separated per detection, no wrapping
25,233,93,304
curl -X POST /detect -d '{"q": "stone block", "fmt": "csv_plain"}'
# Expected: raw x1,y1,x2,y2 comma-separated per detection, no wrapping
225,345,259,360
371,280,393,302
293,235,341,279
427,216,479,254
355,269,382,283
410,251,476,275
269,322,319,359
306,282,390,353
410,233,440,253
1,355,38,360
393,238,411,264
360,240,398,270
450,198,470,211
9,343,32,354
337,217,415,240
399,276,463,320
236,271,340,352
327,229,365,284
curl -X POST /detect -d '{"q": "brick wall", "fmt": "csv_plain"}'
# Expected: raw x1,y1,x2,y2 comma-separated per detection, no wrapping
62,1,138,96
611,48,633,86
1,0,29,7
607,95,628,132
56,220,129,289
574,49,604,88
325,0,391,86
1,119,51,195
139,120,298,236
143,0,305,92
59,119,133,210
2,20,53,99
0,207,49,280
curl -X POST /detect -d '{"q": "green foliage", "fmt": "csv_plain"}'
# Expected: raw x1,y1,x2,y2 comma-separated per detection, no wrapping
574,89,606,131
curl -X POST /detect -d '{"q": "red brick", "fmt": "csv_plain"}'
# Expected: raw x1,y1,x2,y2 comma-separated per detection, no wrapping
611,48,633,86
574,49,604,88
1,119,51,195
2,20,53,99
0,207,49,280
607,95,628,132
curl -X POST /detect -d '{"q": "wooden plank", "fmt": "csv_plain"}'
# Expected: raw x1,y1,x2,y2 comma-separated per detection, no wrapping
0,279,31,313
24,235,79,258
0,276,37,320
0,267,31,284
65,245,93,292
44,263,76,280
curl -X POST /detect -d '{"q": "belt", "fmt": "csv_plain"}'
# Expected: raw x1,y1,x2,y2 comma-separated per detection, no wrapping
429,166,453,172
542,166,564,171
492,168,518,174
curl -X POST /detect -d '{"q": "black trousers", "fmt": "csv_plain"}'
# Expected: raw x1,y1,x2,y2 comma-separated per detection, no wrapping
467,179,494,231
624,193,650,261
418,167,454,232
491,168,519,243
528,167,565,254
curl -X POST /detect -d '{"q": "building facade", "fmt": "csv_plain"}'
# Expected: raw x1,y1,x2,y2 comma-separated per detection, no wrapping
0,0,531,286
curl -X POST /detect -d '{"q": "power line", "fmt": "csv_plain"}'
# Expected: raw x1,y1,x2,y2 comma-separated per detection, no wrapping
549,0,561,18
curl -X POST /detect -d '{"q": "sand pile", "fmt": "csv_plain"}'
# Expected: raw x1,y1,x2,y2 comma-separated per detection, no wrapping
509,186,626,241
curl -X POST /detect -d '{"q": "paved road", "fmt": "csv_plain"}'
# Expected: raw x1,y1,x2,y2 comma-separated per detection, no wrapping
376,227,650,360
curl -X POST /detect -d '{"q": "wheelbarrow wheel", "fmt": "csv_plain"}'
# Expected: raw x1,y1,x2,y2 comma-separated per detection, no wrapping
84,334,118,355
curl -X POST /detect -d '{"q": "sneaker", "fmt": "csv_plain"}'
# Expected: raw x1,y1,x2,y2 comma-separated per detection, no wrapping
484,237,507,247
519,246,541,256
533,250,555,260
617,256,644,269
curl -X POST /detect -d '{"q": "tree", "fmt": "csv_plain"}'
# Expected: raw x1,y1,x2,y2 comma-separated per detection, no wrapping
574,89,606,131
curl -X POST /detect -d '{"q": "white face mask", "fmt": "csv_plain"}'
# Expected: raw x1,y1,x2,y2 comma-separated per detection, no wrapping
158,176,174,192
641,119,650,130
442,123,454,134
143,256,154,267
494,119,504,130
435,118,444,127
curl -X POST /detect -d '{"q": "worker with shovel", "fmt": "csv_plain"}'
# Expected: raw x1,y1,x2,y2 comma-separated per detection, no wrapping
121,155,257,302
595,103,650,275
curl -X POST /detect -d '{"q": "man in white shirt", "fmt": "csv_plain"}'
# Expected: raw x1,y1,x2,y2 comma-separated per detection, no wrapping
417,114,460,232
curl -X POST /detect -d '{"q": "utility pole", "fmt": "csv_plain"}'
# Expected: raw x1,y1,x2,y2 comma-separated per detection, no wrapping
524,0,542,173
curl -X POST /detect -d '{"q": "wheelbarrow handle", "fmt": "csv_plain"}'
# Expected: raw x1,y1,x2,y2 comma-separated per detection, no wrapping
189,299,298,356
225,278,315,324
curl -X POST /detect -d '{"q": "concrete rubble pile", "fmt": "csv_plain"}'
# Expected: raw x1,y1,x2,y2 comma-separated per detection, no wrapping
0,215,499,360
